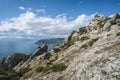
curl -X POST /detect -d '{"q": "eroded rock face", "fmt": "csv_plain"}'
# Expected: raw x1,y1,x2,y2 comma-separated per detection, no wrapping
31,44,48,59
57,13,120,80
0,53,27,70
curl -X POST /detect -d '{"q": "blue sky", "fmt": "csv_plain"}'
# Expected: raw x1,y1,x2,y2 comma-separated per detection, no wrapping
0,0,120,39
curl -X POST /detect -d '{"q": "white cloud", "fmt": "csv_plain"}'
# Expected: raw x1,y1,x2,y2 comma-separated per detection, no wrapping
19,6,25,10
0,11,94,39
36,9,46,14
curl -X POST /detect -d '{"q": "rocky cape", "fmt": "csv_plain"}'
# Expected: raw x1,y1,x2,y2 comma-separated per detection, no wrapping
0,13,120,80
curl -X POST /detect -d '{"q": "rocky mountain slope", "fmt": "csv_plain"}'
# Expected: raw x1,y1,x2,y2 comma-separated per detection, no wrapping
14,13,120,80
1,13,120,80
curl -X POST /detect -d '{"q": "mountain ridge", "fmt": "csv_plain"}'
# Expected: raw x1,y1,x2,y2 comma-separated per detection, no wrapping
0,13,120,80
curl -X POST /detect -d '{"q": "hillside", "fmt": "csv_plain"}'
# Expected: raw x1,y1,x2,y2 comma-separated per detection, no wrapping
0,13,120,80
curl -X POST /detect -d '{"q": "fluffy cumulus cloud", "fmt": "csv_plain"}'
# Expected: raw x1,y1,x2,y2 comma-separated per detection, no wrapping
19,6,25,10
0,11,94,39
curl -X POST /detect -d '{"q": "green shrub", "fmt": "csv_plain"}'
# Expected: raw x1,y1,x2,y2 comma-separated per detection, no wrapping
53,48,61,53
0,69,18,80
18,67,30,75
36,66,45,73
36,65,50,73
44,52,51,60
0,75,8,80
79,27,87,35
65,40,74,48
80,36,89,41
116,32,120,36
51,63,66,72
42,65,51,73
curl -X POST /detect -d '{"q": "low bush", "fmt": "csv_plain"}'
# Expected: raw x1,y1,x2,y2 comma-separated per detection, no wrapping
53,48,61,53
42,65,51,73
0,68,18,80
36,66,45,73
36,65,50,73
51,63,66,72
36,63,66,73
44,52,51,60
65,40,74,48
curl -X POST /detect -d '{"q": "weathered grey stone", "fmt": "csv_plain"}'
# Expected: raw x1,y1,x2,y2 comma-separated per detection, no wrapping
0,53,27,70
103,21,111,31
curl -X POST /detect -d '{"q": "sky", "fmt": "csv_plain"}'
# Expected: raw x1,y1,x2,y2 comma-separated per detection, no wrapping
0,0,120,39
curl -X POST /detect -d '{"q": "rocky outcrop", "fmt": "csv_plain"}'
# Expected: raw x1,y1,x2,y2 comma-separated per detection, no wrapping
31,44,48,59
14,44,48,72
0,53,27,70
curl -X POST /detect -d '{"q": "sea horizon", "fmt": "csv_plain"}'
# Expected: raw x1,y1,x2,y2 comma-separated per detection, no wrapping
0,38,55,59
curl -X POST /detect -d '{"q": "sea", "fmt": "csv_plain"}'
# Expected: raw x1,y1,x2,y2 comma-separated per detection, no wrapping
0,38,53,59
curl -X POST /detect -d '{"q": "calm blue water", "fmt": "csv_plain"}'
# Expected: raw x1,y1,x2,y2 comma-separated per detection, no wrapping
0,39,53,59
